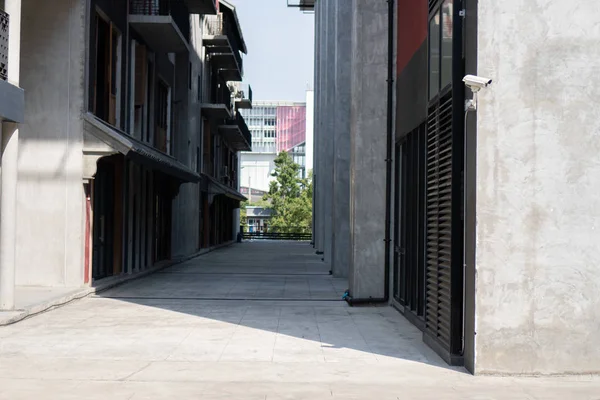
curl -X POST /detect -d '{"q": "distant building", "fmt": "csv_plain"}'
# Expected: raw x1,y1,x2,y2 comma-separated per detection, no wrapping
245,206,273,233
240,95,314,191
240,187,268,204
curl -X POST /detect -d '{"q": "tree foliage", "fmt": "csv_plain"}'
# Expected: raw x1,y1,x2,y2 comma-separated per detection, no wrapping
264,151,312,233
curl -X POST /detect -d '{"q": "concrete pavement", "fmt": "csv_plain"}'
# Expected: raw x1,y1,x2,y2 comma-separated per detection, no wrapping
0,241,599,399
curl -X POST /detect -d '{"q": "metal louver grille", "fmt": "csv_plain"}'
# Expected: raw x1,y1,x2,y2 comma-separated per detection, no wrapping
429,0,439,13
425,90,454,349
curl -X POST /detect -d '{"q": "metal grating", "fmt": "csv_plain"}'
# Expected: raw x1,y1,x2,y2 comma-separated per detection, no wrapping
0,9,9,81
425,90,454,349
429,0,439,13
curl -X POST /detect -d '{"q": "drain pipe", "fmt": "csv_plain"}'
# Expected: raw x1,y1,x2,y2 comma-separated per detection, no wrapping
346,0,395,307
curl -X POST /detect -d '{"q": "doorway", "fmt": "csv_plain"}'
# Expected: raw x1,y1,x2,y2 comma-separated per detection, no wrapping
393,123,427,327
92,156,124,280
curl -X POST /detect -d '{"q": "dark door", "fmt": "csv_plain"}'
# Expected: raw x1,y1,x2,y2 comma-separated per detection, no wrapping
92,159,116,280
394,125,427,322
153,176,172,262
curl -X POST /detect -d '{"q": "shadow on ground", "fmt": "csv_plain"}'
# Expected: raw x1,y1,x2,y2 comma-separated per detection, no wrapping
92,241,461,370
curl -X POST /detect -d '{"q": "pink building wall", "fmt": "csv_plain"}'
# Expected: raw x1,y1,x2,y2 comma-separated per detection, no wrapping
276,105,306,153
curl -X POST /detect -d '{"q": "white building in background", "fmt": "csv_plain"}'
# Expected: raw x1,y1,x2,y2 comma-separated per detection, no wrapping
240,100,308,193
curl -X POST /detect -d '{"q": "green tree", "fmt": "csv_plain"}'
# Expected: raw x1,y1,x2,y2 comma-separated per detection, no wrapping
264,152,312,233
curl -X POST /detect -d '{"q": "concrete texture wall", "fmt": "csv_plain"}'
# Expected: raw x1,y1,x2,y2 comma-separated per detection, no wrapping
321,0,335,267
331,0,351,278
171,48,201,257
171,18,203,258
313,0,324,254
347,0,388,299
16,0,86,287
474,0,600,374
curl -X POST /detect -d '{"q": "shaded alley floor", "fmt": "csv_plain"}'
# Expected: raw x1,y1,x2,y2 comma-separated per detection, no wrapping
1,242,599,399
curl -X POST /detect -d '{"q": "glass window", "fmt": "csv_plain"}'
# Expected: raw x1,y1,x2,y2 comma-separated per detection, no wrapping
441,0,453,89
429,10,441,100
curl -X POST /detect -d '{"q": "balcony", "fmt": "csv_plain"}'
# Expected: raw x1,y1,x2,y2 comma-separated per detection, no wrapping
201,80,233,121
203,3,247,82
129,0,190,53
218,112,251,152
233,83,252,110
182,0,217,15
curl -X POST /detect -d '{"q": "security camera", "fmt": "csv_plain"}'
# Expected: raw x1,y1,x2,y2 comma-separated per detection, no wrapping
463,75,492,111
462,75,492,93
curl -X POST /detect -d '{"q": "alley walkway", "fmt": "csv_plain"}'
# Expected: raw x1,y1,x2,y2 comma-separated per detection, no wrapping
0,242,599,399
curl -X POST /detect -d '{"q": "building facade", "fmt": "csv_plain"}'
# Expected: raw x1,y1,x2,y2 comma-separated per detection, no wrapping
303,0,600,376
0,0,251,310
240,96,312,192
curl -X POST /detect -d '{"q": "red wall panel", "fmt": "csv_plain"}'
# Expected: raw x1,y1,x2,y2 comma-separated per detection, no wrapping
397,0,428,74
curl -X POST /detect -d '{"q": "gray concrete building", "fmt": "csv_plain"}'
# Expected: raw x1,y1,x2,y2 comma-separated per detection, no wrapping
299,0,600,376
0,0,251,312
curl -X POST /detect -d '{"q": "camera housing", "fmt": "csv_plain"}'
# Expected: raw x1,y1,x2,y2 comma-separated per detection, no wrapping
462,75,492,93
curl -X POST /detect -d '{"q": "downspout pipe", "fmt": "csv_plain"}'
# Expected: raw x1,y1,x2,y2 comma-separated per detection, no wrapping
346,0,395,307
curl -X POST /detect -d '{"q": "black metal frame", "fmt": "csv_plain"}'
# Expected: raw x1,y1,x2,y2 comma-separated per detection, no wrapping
243,232,312,241
394,123,427,320
423,0,465,366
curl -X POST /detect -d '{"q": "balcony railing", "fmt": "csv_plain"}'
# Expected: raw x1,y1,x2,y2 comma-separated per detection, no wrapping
203,13,243,76
234,84,252,104
212,81,233,115
0,10,9,81
235,112,252,149
130,0,190,43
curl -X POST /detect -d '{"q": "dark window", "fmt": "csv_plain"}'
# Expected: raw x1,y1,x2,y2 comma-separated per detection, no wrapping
197,74,202,101
155,81,169,153
428,11,441,100
93,15,120,125
196,146,201,172
441,0,453,89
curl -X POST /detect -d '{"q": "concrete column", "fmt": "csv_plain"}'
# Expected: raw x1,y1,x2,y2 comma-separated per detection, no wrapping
312,1,320,250
321,0,335,267
331,0,352,278
347,0,388,299
0,0,21,310
314,0,325,254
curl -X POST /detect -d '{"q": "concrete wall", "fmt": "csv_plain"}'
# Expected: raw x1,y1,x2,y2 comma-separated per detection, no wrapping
313,0,324,254
331,0,351,278
171,15,204,258
474,0,600,374
346,0,388,299
170,47,201,258
15,0,86,287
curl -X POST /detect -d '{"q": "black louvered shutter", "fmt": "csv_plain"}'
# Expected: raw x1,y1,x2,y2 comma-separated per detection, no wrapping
425,90,463,360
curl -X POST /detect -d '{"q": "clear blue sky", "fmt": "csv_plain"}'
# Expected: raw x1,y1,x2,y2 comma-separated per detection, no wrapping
231,0,315,102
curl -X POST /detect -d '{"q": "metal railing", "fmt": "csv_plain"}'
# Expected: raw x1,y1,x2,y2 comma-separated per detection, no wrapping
233,83,252,104
242,232,313,241
203,13,243,76
0,9,9,81
235,112,252,148
130,0,190,43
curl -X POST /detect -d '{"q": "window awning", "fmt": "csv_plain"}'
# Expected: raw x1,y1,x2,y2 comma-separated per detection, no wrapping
202,173,247,202
83,113,201,183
